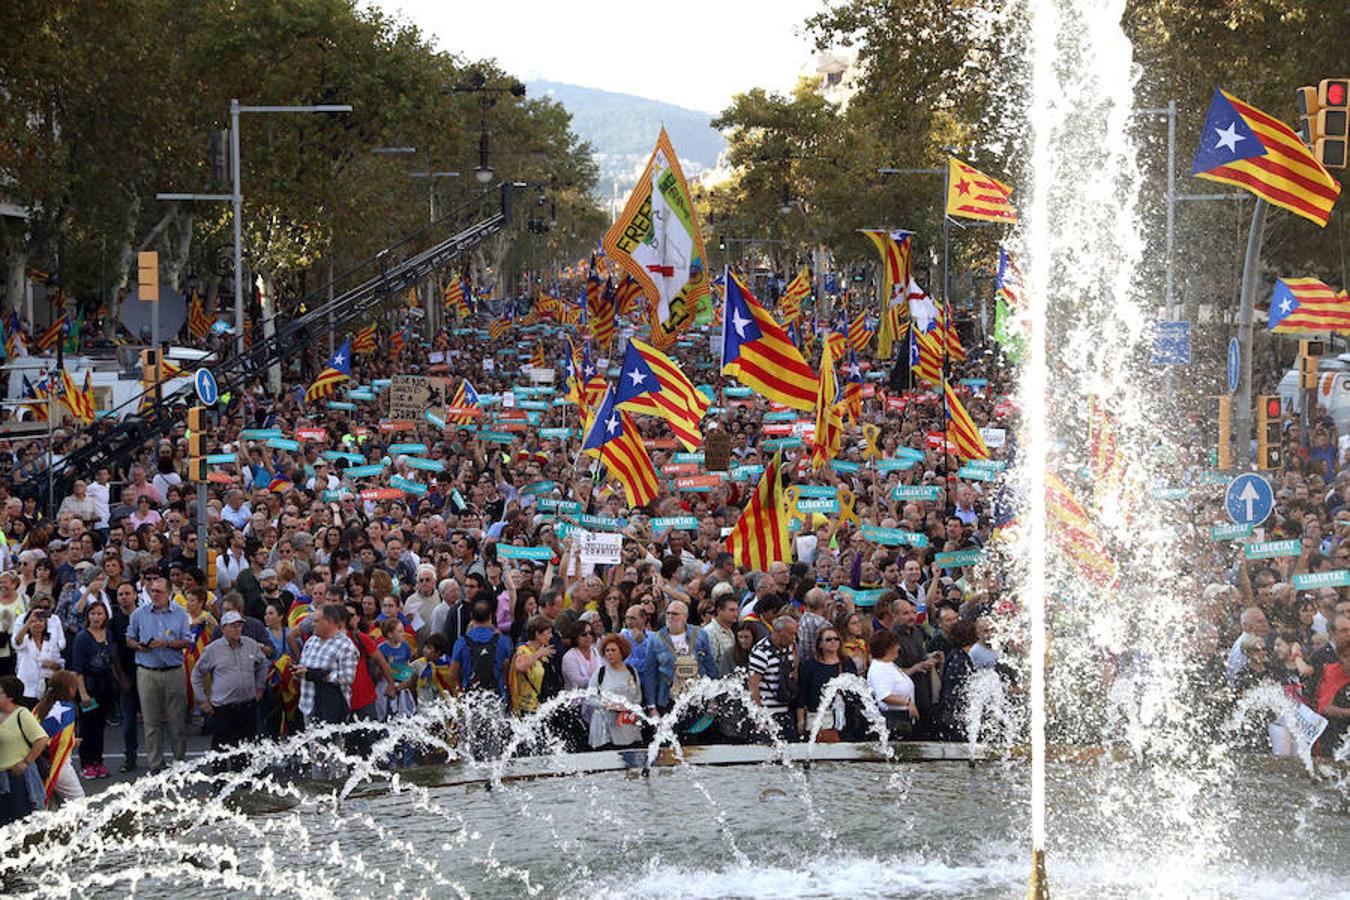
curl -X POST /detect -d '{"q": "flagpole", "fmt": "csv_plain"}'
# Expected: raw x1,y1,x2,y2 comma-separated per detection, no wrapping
1233,197,1268,468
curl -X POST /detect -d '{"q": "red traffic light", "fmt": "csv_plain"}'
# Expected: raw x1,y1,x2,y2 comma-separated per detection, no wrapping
1265,397,1282,417
1328,82,1347,107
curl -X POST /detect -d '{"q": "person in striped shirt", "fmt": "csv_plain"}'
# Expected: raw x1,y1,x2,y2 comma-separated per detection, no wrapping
748,616,799,742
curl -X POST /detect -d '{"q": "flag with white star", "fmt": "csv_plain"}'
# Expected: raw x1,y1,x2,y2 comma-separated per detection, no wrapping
614,337,709,451
1267,277,1350,333
720,269,818,411
1192,88,1339,227
305,339,353,404
581,386,659,508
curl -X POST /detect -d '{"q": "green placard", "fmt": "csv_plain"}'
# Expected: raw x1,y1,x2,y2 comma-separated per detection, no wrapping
1292,570,1350,590
577,513,627,531
761,437,804,451
265,437,301,452
344,464,387,479
839,587,886,608
322,490,353,502
327,401,356,411
830,460,861,474
730,465,764,482
891,485,940,502
240,429,283,440
795,485,838,499
763,411,797,422
956,465,996,482
936,549,986,568
1244,539,1303,560
388,442,428,455
205,453,237,465
496,543,555,561
323,451,365,463
478,431,516,444
540,427,573,439
521,480,557,496
724,386,753,398
860,525,928,548
390,475,427,496
1210,523,1253,541
403,457,445,472
877,458,920,473
797,498,839,514
652,515,699,531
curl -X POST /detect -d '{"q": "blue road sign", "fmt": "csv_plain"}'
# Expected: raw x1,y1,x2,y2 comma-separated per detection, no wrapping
194,368,218,406
1151,321,1191,366
824,273,838,294
1227,338,1240,394
1225,473,1273,526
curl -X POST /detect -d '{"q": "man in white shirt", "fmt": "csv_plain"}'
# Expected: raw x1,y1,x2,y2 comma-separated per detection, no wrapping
221,490,252,530
87,468,113,531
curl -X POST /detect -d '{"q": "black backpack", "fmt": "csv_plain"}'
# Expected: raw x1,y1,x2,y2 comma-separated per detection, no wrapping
465,633,501,692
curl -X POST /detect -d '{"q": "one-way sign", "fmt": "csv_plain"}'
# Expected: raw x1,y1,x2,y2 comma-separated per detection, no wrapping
1225,473,1273,527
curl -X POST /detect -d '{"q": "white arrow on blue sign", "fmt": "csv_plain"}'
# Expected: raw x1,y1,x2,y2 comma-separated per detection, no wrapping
194,368,218,406
1227,338,1240,394
1225,473,1273,527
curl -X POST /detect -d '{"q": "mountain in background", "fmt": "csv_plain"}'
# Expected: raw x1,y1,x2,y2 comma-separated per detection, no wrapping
527,80,726,206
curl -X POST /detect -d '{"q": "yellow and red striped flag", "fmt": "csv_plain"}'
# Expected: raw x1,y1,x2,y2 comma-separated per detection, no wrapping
40,702,77,802
59,367,93,424
1192,88,1340,228
613,274,644,317
530,342,546,369
582,388,659,508
858,229,912,358
945,157,1018,223
1267,277,1350,333
911,326,943,385
812,336,843,470
939,302,966,362
779,266,810,325
614,337,709,451
447,379,482,424
188,290,213,339
489,316,510,341
444,279,470,320
589,277,617,347
35,315,66,353
725,451,792,572
720,271,818,411
847,310,871,353
305,340,352,404
1047,471,1119,590
351,322,378,354
1088,396,1126,497
943,383,989,461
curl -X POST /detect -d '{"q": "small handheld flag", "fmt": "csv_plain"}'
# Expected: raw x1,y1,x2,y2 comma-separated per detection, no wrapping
305,340,353,404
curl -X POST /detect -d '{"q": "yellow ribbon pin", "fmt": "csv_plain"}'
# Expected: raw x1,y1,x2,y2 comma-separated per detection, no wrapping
862,424,882,461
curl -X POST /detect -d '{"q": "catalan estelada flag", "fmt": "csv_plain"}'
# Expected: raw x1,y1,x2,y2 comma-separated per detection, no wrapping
351,322,378,354
5,311,26,358
390,329,406,358
188,290,213,339
35,315,66,353
58,367,93,424
1192,88,1340,228
859,229,913,358
615,337,709,451
779,266,810,325
725,450,792,572
1267,277,1350,333
943,383,989,461
305,339,352,403
910,323,943,385
842,350,863,421
613,273,644,317
847,310,871,353
812,336,843,469
945,157,1018,223
444,278,470,320
448,379,481,424
582,387,659,508
589,276,617,347
721,270,818,411
940,302,966,362
489,315,510,341
40,700,77,801
22,375,49,421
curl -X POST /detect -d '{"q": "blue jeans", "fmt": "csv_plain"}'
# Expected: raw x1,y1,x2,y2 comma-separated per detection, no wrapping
120,685,140,762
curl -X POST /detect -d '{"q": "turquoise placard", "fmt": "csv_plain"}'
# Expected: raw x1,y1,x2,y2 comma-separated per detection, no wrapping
957,465,996,482
390,475,427,496
540,427,573,439
403,457,446,472
372,379,392,389
865,372,887,381
830,460,861,474
1210,523,1253,541
205,453,237,465
388,442,428,455
322,490,353,501
764,411,797,422
577,513,626,531
893,447,927,461
959,378,989,388
536,497,583,514
1244,539,1303,560
963,459,1007,473
348,390,378,402
860,526,928,548
795,485,838,499
673,452,705,464
729,465,764,482
1152,488,1190,501
266,437,301,452
675,483,713,493
1194,470,1231,485
240,429,283,440
706,406,725,415
553,398,571,407
761,437,804,451
1292,570,1350,589
652,516,699,531
797,498,839,514
496,544,555,561
936,549,986,567
478,431,516,444
518,400,549,410
891,485,940,501
344,464,387,479
839,587,886,608
425,411,446,429
327,401,356,411
725,386,753,398
323,450,365,463
877,458,919,473
521,480,557,496
697,384,715,402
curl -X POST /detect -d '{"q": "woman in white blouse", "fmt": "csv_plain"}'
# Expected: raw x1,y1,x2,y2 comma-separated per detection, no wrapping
866,630,920,739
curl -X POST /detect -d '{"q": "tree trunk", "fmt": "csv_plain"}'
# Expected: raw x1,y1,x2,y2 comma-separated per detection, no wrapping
107,193,142,337
1,216,27,317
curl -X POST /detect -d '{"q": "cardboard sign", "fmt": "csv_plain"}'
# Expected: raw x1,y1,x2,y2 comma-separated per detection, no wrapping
891,485,940,502
388,374,451,420
579,532,623,566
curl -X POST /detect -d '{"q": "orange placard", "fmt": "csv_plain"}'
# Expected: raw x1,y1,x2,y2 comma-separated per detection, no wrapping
498,421,529,432
643,438,678,450
675,475,723,490
206,471,235,485
444,406,483,418
379,420,416,433
359,488,403,501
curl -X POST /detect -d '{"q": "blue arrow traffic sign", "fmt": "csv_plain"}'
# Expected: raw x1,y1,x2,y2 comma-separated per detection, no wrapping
1225,473,1273,526
1227,338,1240,394
194,368,218,406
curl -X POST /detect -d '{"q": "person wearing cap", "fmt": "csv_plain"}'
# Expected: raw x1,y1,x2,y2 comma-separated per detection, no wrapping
190,609,268,766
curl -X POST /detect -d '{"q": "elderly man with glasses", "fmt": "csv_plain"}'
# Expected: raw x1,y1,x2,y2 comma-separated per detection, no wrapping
125,575,192,774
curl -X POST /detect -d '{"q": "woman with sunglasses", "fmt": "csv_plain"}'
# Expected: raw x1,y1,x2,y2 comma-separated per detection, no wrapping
797,627,858,742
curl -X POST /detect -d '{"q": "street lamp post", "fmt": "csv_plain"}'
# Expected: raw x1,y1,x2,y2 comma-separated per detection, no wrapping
229,100,352,360
410,171,461,338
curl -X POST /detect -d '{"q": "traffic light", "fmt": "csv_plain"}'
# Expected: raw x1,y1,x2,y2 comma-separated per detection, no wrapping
1300,339,1324,390
187,405,209,480
1255,395,1283,470
139,348,159,382
210,129,230,185
1301,79,1350,169
1216,395,1232,470
137,251,159,301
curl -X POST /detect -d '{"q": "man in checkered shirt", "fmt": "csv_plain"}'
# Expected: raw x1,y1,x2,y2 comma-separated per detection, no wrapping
294,604,358,725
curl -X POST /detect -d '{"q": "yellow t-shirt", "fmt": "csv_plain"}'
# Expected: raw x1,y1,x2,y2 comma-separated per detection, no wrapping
0,707,46,770
508,644,544,716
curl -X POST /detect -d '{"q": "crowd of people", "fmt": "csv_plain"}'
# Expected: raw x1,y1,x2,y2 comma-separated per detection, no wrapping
0,285,1346,831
